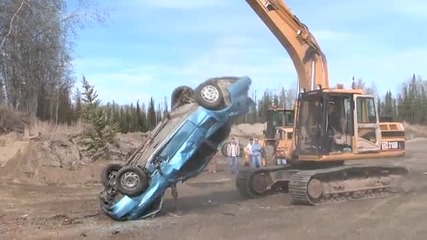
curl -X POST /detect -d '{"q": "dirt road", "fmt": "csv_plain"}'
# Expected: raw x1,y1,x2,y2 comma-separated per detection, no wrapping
1,139,427,240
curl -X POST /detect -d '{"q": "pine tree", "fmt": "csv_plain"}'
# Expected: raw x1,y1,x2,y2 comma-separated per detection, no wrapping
78,76,120,161
163,96,169,115
140,103,148,132
73,88,82,122
148,97,156,130
136,100,143,131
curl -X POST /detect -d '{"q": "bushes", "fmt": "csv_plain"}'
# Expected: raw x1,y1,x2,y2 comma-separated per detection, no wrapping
0,105,25,134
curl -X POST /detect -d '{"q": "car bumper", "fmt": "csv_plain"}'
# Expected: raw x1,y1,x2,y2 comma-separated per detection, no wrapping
101,171,170,220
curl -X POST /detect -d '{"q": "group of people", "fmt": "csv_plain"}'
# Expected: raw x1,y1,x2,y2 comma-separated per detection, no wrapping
206,137,265,174
243,138,264,169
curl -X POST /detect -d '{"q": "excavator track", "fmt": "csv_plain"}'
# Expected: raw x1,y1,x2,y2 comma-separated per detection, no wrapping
236,164,410,205
236,165,292,198
289,165,410,205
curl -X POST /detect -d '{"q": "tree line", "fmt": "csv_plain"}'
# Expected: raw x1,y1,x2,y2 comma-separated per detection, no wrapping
70,73,426,135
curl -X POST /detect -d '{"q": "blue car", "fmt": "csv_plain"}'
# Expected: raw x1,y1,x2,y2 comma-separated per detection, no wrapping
99,76,254,221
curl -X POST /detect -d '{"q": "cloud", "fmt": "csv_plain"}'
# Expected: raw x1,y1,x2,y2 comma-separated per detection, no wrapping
72,58,177,104
325,46,427,95
88,72,153,85
177,35,297,93
142,0,228,9
92,84,152,105
73,57,178,85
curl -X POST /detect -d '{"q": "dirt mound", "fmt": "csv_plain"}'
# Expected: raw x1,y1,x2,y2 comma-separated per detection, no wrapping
0,129,146,186
0,121,260,186
403,122,427,139
0,132,28,167
230,123,265,138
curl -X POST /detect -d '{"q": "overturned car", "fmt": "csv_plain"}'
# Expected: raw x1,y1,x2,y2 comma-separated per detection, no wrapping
99,76,254,221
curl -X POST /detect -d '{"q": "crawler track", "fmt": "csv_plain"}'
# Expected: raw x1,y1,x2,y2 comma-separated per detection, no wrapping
289,165,410,205
236,164,410,205
236,165,291,198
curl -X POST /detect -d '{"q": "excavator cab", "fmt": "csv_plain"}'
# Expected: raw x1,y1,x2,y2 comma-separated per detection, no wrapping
264,107,295,140
294,89,384,158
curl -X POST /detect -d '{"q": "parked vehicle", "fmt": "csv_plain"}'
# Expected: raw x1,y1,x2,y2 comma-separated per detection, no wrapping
99,76,254,221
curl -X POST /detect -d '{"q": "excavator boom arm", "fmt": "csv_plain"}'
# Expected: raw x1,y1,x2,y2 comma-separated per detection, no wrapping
246,0,329,90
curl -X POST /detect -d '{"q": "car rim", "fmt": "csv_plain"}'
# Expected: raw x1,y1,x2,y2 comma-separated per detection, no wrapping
200,85,219,103
121,172,140,191
108,171,118,185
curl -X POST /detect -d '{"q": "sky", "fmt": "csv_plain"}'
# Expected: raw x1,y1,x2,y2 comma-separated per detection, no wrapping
71,0,427,106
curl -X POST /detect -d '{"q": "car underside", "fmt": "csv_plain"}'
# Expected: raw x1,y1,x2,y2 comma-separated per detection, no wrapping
98,76,253,221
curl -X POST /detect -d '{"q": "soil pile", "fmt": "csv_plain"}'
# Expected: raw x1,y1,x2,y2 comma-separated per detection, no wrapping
0,121,424,186
403,122,427,139
230,123,265,139
0,130,146,186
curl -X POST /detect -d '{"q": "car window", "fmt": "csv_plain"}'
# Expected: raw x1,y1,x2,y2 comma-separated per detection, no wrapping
136,103,198,166
158,120,197,160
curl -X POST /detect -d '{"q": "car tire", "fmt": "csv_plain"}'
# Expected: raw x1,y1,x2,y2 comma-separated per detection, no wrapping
101,163,123,188
220,141,229,157
221,141,244,157
115,165,149,197
171,86,194,110
195,81,224,110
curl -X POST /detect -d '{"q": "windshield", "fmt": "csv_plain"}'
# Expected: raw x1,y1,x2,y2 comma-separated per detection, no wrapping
135,103,199,167
157,120,197,161
295,93,323,155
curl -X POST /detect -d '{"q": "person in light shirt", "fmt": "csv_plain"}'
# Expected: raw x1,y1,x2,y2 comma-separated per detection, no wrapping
226,137,241,174
245,138,253,167
251,138,263,168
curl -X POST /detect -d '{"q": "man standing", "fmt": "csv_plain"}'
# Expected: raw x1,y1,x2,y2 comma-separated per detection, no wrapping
244,138,253,167
226,138,240,174
327,99,342,134
251,138,263,168
327,99,344,151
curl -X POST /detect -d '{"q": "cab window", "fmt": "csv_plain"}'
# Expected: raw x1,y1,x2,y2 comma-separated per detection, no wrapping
356,97,377,124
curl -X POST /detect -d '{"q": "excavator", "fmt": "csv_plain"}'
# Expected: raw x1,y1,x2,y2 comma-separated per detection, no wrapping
236,0,409,205
260,106,294,166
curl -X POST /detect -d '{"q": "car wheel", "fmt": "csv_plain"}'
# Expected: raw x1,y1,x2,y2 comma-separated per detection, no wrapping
220,141,229,157
171,86,194,110
115,165,149,197
195,81,224,110
221,142,244,157
101,163,123,188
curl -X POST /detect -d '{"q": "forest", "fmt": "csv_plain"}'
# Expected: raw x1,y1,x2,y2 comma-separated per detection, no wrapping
1,0,427,135
77,74,427,134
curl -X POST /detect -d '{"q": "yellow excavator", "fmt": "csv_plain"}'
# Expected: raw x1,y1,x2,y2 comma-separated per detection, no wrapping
236,0,409,204
259,106,294,166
